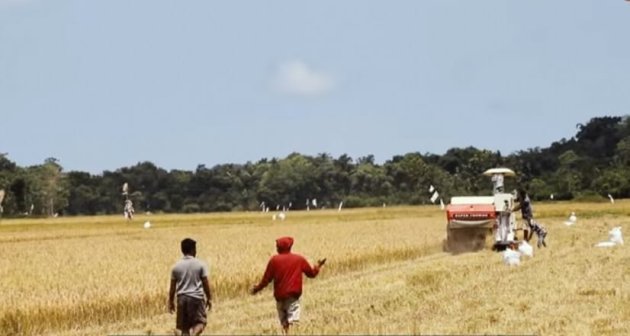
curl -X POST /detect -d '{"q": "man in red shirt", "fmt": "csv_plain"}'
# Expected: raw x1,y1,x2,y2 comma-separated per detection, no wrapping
250,236,326,335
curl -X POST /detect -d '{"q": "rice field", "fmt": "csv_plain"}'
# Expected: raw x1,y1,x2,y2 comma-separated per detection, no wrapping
0,201,628,335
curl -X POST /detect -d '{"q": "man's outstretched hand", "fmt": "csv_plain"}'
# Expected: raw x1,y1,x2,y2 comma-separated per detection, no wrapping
250,285,260,295
317,258,327,267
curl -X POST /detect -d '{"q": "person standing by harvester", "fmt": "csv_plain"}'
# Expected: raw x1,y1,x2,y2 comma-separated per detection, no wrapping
513,189,534,242
169,238,213,336
250,236,326,335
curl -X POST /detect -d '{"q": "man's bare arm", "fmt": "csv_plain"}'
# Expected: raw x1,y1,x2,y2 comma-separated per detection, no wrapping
168,279,176,313
512,202,521,212
202,277,213,311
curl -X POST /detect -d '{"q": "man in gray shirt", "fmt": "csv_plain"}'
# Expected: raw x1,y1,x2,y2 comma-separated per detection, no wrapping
169,238,212,336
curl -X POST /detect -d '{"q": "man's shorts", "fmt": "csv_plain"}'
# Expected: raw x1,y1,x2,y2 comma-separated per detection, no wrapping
276,297,301,325
176,295,207,332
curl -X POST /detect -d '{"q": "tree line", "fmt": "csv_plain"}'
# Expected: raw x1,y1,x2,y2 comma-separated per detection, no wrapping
1,116,629,217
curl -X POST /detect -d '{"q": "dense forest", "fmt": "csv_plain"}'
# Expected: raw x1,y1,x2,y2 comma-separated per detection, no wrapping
1,116,629,217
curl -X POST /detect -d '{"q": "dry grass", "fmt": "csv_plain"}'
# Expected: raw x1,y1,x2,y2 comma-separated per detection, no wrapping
0,201,628,335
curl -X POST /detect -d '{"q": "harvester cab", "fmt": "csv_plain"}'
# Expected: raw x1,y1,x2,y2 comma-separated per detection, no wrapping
443,168,518,253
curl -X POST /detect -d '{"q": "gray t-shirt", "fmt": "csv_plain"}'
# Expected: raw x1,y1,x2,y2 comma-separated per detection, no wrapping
171,256,209,299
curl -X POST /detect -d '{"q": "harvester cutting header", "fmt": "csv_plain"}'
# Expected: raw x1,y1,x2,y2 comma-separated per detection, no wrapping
444,168,518,253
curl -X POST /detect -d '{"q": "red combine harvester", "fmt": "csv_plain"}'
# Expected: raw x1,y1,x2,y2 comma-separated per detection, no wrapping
443,168,517,253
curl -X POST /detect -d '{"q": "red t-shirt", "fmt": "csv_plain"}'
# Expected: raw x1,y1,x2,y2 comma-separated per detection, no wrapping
254,252,320,300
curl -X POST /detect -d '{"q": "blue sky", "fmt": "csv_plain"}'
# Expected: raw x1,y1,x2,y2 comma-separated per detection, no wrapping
1,0,629,173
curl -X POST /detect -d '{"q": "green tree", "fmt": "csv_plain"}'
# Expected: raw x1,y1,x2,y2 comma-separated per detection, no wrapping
24,158,69,216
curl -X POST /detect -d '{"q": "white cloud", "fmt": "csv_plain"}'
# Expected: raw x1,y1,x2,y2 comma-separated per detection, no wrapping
272,60,335,97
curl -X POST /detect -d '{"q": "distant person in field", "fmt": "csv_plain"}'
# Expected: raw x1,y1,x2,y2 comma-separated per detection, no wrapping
169,238,213,336
250,236,326,335
124,199,134,220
